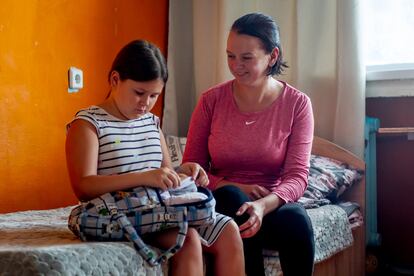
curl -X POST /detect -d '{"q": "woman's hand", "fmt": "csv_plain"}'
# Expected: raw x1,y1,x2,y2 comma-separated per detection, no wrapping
178,162,209,187
238,184,271,200
144,167,181,190
237,200,265,238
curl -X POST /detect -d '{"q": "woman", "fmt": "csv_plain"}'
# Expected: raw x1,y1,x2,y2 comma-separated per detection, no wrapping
65,39,244,276
183,13,315,276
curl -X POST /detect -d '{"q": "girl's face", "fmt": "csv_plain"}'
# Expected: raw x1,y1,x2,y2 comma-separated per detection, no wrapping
111,73,164,119
226,31,277,86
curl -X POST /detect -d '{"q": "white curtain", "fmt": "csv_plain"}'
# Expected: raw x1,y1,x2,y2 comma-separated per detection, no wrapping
296,0,365,157
162,0,195,136
163,0,365,158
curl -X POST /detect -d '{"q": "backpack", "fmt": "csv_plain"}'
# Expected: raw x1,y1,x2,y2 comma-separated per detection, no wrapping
68,178,216,266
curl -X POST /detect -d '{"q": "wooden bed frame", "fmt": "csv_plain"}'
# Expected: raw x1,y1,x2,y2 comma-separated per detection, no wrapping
311,136,366,276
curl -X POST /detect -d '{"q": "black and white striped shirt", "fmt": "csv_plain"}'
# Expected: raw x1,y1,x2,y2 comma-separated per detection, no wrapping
69,106,163,175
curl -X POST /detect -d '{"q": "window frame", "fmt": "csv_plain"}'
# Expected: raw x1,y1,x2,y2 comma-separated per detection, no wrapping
366,63,414,82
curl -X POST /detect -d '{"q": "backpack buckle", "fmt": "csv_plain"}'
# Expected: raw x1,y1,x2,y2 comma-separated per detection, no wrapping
157,213,176,221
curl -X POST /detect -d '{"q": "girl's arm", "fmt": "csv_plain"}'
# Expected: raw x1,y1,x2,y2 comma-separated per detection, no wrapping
159,128,173,169
159,128,209,186
65,119,180,201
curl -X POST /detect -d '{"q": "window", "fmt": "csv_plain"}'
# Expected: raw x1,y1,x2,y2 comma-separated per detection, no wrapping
364,0,414,81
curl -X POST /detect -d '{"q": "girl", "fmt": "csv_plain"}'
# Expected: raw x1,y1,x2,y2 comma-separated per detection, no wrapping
66,40,244,276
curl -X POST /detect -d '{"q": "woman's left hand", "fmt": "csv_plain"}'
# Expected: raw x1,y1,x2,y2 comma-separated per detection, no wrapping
178,162,209,187
237,200,265,238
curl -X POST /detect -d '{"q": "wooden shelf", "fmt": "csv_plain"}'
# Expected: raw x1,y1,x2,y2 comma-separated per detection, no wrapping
377,127,414,139
378,127,414,134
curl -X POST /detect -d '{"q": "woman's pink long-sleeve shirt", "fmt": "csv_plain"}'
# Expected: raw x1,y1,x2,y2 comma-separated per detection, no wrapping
183,80,314,203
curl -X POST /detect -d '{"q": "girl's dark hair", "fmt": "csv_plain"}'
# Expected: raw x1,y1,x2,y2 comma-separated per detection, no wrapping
231,13,288,76
108,40,168,83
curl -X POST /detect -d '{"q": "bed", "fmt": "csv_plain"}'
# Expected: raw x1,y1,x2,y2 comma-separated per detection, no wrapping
302,136,365,276
0,136,365,276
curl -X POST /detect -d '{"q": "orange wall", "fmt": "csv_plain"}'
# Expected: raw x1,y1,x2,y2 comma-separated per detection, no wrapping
0,1,168,213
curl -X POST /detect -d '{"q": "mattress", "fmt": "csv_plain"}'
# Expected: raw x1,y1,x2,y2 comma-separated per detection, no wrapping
0,204,353,275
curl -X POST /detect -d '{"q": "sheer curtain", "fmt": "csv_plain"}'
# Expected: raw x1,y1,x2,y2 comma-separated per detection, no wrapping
163,0,365,157
296,0,365,157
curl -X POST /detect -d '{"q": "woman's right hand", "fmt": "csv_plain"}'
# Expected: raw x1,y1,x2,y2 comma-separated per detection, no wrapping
237,200,265,238
143,167,181,190
237,184,271,200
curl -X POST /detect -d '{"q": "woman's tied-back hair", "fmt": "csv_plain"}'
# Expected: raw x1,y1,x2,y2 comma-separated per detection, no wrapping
231,13,288,76
108,40,168,83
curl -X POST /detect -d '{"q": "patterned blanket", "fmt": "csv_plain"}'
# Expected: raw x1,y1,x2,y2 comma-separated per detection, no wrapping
0,205,353,275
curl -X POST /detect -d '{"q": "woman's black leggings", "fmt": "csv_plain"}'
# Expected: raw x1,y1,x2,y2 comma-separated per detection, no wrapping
213,185,315,276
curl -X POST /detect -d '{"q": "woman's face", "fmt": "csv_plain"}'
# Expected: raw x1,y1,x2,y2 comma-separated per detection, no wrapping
111,74,164,119
226,31,275,86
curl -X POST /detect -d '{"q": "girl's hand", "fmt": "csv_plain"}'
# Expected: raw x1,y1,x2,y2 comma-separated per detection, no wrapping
237,201,265,238
238,184,271,200
178,173,189,181
144,167,181,190
178,162,209,187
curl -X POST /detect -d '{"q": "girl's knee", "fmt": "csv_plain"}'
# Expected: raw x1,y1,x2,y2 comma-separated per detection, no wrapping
224,220,243,245
170,228,203,276
210,220,243,253
174,228,203,263
183,228,202,251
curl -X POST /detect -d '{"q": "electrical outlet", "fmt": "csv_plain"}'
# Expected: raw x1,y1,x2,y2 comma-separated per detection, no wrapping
68,67,83,93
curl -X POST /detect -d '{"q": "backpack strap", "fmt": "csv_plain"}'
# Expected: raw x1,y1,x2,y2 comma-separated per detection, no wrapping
113,207,189,266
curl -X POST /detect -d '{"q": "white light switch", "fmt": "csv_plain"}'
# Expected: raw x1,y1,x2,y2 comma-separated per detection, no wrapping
68,66,83,93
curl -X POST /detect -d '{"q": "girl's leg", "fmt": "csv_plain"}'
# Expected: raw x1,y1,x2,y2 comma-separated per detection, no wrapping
202,220,245,276
148,228,204,276
262,203,315,276
213,185,266,276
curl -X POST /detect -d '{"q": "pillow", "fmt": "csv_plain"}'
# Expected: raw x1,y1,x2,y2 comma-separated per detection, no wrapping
165,135,187,169
299,154,363,208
